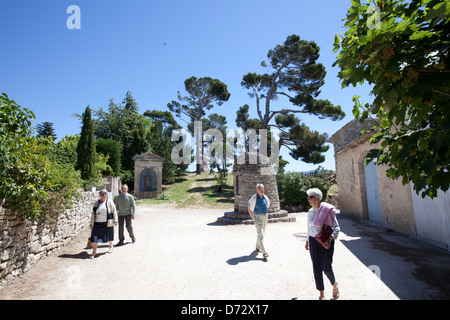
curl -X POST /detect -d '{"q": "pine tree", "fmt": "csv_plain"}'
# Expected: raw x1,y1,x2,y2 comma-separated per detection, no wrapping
36,121,57,141
76,106,96,181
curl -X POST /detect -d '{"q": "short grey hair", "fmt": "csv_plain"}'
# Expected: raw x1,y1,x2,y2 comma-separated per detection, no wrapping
306,188,322,201
99,189,108,195
256,184,264,190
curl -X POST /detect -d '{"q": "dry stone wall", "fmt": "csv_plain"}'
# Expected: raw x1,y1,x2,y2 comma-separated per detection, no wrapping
0,191,98,287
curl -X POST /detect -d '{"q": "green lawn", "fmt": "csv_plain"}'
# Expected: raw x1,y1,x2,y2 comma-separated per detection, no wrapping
136,172,234,208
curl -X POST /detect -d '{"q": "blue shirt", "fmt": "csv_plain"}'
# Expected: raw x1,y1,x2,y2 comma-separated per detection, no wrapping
253,194,268,214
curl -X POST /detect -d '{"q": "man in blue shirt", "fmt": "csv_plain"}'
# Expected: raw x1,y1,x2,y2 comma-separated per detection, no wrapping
248,184,271,260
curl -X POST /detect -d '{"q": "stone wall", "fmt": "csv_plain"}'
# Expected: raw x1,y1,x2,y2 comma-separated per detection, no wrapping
0,191,98,288
330,124,416,235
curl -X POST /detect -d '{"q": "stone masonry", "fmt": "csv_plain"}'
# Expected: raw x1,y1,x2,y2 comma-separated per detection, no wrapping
217,152,295,224
0,191,98,288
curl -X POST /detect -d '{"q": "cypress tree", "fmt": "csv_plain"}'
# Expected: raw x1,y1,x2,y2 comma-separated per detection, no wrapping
76,106,96,181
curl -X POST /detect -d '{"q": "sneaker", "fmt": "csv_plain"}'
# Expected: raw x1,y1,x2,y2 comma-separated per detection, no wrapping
107,247,113,254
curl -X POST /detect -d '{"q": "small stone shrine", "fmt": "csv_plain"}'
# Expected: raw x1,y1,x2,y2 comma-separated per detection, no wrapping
217,152,295,224
133,151,164,199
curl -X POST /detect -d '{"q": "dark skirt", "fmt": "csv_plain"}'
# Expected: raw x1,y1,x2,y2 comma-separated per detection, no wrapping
90,222,114,243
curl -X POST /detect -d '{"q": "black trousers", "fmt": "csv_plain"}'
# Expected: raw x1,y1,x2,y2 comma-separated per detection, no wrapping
118,215,135,241
309,236,336,291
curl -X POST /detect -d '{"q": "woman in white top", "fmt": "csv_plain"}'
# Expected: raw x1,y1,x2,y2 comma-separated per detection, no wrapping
305,188,340,300
90,190,118,258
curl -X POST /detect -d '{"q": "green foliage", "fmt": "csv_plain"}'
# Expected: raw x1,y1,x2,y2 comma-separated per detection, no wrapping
36,121,57,141
281,170,331,208
282,172,308,207
40,134,79,169
241,34,345,164
144,110,188,183
167,76,231,129
167,76,230,174
92,92,150,182
76,106,97,181
0,93,81,221
334,0,450,198
214,170,228,193
96,138,121,175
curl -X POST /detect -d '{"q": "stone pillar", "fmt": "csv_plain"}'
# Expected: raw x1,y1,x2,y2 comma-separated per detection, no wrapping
233,152,280,213
217,152,295,224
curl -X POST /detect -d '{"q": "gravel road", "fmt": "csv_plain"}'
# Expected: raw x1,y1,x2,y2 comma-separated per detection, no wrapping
1,204,449,300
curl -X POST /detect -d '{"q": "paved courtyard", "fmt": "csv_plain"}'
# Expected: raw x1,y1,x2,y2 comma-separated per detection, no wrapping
0,205,449,300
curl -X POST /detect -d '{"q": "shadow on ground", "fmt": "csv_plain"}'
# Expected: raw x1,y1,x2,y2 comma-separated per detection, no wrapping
338,215,450,300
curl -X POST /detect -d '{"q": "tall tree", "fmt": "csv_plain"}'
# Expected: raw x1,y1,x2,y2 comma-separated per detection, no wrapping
76,106,96,181
96,138,121,176
143,110,189,182
241,34,345,164
91,92,150,181
121,91,143,172
202,113,228,172
36,121,57,141
167,76,231,174
333,0,450,198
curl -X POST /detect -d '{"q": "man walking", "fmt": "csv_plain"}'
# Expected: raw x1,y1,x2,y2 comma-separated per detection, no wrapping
248,184,271,260
114,184,136,246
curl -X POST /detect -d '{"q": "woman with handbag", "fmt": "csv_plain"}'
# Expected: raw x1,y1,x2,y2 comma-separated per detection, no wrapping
304,188,340,300
90,190,118,259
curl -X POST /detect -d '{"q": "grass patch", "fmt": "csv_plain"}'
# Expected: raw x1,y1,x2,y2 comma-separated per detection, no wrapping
136,172,234,208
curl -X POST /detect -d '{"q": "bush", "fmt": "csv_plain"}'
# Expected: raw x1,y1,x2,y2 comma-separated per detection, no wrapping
0,93,81,221
96,139,121,176
281,171,331,209
282,172,307,207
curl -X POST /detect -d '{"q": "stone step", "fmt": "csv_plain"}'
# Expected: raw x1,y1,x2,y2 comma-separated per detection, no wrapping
216,210,296,225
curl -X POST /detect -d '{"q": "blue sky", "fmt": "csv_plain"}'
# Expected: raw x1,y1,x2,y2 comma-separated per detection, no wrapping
0,0,373,173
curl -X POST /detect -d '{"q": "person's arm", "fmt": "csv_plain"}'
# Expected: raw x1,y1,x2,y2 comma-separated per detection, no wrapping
131,195,136,217
248,194,256,218
330,214,340,240
110,200,118,225
305,209,311,250
113,196,119,212
265,195,271,210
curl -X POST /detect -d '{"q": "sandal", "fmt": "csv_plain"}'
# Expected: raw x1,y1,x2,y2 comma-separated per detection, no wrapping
332,282,340,300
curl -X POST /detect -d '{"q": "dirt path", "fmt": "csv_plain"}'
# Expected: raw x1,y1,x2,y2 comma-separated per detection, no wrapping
1,205,449,300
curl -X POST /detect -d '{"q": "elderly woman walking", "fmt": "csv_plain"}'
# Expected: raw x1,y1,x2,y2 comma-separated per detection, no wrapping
304,188,340,300
90,190,118,259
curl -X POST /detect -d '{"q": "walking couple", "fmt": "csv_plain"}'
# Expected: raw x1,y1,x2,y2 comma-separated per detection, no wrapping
89,184,136,258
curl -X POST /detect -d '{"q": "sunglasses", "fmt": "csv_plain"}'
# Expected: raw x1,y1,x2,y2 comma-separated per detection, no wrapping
100,193,107,196
307,196,316,200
